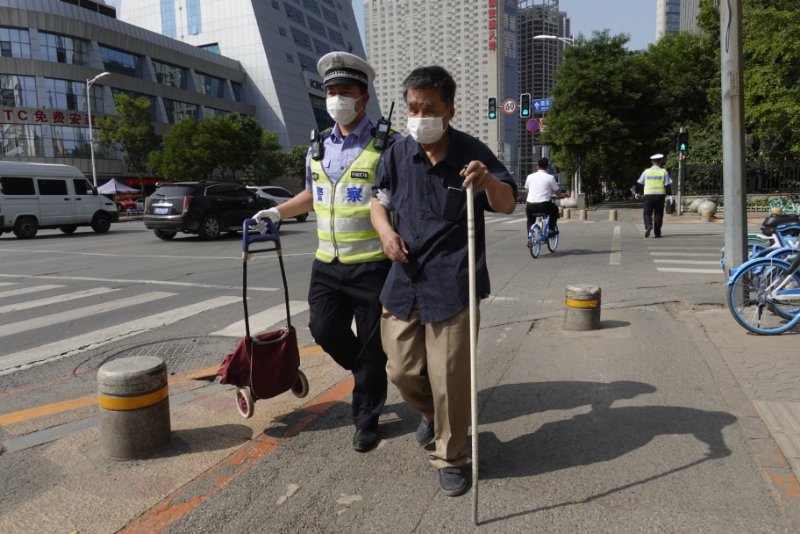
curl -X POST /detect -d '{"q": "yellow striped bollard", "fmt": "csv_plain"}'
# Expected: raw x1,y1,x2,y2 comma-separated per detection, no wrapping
563,285,601,331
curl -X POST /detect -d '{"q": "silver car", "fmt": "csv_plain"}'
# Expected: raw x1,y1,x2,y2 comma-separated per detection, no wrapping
247,186,309,222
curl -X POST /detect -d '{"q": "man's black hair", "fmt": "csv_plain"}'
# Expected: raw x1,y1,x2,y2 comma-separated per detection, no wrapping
537,158,549,169
402,66,456,107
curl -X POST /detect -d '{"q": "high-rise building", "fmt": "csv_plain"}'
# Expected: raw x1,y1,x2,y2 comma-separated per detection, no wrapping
517,0,570,181
656,0,681,39
0,0,251,183
114,0,379,149
680,0,702,35
364,0,518,167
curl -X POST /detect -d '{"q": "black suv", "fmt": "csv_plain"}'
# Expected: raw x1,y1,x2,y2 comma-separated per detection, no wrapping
144,181,276,240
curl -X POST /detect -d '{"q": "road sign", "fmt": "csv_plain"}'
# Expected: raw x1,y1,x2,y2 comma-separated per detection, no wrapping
526,118,540,133
502,99,517,115
532,98,553,113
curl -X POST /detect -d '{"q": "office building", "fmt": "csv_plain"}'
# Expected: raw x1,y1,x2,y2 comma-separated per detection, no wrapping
517,0,570,181
0,0,252,184
680,0,702,35
364,0,518,167
114,0,380,149
656,0,681,39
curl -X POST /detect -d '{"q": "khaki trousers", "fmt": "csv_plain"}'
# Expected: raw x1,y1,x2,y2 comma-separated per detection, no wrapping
381,304,478,469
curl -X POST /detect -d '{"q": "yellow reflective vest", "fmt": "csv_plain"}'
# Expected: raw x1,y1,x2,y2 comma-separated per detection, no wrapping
643,167,667,195
309,139,386,264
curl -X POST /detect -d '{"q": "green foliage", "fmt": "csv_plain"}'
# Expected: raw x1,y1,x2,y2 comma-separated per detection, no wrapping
149,114,263,181
280,145,310,180
97,94,160,177
256,131,285,182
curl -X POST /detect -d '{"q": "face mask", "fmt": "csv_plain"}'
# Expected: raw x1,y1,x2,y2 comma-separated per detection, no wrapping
326,95,362,125
407,116,446,144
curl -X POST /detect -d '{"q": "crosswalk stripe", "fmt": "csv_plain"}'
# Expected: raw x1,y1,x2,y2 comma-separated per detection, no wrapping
610,225,621,266
503,217,528,225
212,300,310,337
0,287,120,315
649,252,720,257
0,284,64,299
0,295,241,376
0,291,174,338
654,259,720,265
657,267,721,274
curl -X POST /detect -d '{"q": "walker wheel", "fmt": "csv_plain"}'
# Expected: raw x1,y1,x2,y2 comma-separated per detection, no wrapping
235,388,254,418
291,370,309,398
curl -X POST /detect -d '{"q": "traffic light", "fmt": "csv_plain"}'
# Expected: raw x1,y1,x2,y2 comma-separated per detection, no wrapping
488,97,497,119
678,130,689,153
519,93,531,118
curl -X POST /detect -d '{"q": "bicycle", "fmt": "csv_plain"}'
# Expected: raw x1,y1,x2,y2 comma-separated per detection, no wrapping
726,251,800,335
527,211,559,258
768,195,799,215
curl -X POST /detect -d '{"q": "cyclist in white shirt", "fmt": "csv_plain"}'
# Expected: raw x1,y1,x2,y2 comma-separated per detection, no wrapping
524,158,563,237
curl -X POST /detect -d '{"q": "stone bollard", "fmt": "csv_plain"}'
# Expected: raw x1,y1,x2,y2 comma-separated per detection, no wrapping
563,208,571,219
98,356,171,460
579,209,588,221
698,200,717,222
558,207,564,218
609,209,618,221
563,285,601,331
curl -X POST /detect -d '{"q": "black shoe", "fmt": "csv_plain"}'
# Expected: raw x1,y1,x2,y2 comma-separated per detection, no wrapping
416,417,434,446
353,427,380,452
654,234,662,238
645,228,651,238
438,467,468,496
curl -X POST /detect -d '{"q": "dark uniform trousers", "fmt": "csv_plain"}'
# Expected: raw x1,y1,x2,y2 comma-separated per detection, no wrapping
643,194,666,236
526,200,560,233
308,258,391,431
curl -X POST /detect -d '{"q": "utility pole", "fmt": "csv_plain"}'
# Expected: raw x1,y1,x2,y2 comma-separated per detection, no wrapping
720,0,747,274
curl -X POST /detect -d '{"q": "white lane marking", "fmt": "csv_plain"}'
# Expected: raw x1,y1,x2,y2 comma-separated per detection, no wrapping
0,273,276,292
0,248,317,261
503,217,528,225
649,252,720,257
654,259,720,265
610,225,621,266
212,300,310,337
0,291,174,338
647,247,722,251
0,283,15,287
0,284,63,299
657,267,722,274
0,296,241,375
0,287,120,315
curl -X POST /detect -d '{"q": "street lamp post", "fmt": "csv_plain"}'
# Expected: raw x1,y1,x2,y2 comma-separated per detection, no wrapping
532,34,574,46
86,71,110,188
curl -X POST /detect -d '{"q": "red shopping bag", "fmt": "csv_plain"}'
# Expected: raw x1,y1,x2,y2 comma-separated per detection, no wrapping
218,325,300,400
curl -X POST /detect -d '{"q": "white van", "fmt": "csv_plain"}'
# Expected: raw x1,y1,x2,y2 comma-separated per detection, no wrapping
0,162,119,239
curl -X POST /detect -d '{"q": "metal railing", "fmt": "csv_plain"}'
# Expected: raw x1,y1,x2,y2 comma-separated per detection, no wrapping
674,161,800,195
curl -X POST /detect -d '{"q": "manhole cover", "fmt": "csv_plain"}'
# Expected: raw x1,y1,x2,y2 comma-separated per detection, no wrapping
76,336,237,377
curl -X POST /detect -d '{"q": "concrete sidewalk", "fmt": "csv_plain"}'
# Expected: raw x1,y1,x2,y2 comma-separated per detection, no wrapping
1,298,799,532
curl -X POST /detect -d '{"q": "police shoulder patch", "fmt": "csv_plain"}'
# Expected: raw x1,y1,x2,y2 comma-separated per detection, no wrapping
350,171,370,179
311,172,320,181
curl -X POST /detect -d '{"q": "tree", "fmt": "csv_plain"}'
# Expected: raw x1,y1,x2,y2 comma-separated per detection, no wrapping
280,144,309,187
255,130,285,182
149,114,263,181
97,94,160,189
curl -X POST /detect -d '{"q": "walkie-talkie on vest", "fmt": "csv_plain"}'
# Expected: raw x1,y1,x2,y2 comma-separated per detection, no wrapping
373,101,394,151
311,128,323,160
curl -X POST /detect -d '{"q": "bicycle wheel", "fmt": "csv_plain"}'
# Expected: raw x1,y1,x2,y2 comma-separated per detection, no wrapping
547,223,559,253
529,223,542,258
726,258,800,334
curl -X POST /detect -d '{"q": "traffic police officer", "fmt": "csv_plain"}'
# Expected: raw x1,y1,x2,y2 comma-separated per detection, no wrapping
636,153,673,238
254,51,398,452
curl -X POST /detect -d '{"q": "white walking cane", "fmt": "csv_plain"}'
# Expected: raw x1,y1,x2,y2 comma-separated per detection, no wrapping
465,185,479,525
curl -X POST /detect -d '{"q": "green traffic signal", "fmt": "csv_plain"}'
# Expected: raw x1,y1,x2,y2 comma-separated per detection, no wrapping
519,93,531,118
488,97,497,120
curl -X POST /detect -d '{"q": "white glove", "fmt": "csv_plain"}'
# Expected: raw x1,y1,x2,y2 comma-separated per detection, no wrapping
634,194,641,200
668,195,675,202
252,207,281,233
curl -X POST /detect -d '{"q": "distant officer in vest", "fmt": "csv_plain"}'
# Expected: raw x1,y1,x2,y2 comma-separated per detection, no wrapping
253,51,400,452
635,153,673,238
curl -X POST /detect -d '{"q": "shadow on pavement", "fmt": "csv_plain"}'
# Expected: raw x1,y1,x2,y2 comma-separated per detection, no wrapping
480,403,736,480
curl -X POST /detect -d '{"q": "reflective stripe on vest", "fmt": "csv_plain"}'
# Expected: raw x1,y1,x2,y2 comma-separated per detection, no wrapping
643,168,667,195
309,139,386,264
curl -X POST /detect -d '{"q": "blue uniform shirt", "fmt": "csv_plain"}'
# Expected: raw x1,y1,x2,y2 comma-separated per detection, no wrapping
375,128,516,324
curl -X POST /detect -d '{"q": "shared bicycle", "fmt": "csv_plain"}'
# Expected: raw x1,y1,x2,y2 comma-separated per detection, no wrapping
527,212,559,258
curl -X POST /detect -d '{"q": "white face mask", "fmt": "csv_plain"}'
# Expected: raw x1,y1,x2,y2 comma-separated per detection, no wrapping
407,116,446,145
326,95,362,125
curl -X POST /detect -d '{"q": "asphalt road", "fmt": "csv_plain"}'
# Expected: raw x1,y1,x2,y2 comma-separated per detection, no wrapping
1,204,797,532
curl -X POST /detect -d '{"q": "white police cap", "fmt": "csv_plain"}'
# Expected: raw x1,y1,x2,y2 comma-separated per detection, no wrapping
650,153,665,160
317,51,375,87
